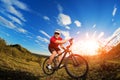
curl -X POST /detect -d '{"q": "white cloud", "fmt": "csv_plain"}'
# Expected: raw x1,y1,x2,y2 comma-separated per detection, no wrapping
77,31,80,34
1,0,29,11
57,4,72,29
92,24,96,28
35,40,47,49
43,16,50,21
35,40,39,43
112,7,117,17
39,30,51,38
12,0,29,11
57,13,72,26
37,36,49,43
61,30,71,39
7,5,26,21
8,14,22,25
0,0,29,34
74,20,81,27
17,28,27,34
1,0,28,22
0,16,16,29
0,16,27,34
65,26,70,29
57,4,63,13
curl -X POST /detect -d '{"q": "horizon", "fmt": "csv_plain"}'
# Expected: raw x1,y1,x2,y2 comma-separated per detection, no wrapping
0,0,120,55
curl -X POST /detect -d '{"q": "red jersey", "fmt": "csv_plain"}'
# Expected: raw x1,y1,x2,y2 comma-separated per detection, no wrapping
49,36,62,48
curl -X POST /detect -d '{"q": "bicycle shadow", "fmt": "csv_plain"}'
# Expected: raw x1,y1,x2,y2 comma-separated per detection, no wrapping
43,75,87,80
40,69,88,80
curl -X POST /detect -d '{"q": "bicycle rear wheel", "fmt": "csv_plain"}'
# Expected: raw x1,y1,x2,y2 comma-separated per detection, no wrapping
42,57,55,75
65,54,88,79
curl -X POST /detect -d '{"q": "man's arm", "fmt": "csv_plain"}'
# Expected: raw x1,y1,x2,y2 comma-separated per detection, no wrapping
55,39,69,44
60,44,65,50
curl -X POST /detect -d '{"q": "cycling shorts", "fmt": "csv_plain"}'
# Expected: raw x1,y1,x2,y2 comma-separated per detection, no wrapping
48,46,60,53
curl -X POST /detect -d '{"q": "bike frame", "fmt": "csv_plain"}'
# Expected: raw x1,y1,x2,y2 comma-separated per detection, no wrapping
54,48,72,69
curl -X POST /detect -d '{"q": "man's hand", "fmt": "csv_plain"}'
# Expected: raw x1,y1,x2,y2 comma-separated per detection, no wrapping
62,47,66,51
69,38,73,42
69,38,73,45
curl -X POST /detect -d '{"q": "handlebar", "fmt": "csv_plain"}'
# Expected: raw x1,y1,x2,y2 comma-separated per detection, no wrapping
66,38,73,49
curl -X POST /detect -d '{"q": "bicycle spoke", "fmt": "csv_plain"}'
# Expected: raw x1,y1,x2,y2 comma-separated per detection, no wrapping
65,54,88,78
42,57,55,75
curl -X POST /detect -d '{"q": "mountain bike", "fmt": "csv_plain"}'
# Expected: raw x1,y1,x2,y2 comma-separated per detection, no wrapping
42,38,89,79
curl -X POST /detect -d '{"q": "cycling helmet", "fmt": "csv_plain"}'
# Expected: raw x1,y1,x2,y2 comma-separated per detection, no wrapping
54,29,61,34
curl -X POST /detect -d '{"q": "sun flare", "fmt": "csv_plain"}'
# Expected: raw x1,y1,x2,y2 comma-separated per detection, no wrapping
72,39,100,56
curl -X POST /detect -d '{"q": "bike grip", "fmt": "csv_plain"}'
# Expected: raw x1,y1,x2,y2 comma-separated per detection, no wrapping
69,38,73,42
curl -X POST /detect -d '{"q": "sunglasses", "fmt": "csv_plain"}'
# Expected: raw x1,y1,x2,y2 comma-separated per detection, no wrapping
54,32,60,35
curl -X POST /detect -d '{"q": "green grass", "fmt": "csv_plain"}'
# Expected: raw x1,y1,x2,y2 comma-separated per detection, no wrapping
0,38,120,80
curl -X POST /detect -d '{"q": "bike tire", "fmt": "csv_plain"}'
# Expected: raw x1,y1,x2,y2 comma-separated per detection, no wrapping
65,54,89,79
42,57,55,75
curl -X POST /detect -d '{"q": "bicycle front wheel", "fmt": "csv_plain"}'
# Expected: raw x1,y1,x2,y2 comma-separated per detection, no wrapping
65,54,88,79
42,57,55,75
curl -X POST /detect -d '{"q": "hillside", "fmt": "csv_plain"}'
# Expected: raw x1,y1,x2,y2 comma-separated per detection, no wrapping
0,38,75,80
86,42,120,80
0,38,43,80
0,38,120,80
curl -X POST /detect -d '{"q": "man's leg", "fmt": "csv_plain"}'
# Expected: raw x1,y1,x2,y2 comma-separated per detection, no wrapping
48,51,57,65
57,50,62,63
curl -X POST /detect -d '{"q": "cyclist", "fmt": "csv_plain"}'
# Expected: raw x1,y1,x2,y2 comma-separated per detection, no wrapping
47,29,70,69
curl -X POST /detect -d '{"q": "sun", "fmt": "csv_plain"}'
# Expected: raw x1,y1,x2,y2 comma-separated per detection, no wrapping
72,39,100,56
81,39,100,55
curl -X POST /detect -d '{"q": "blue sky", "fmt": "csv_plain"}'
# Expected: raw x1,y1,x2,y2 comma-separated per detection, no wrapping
0,0,120,55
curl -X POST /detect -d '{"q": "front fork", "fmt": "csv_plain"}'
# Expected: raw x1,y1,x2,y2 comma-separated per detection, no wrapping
70,54,80,66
